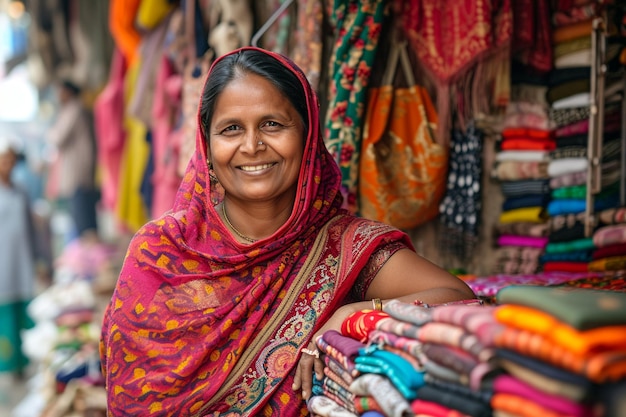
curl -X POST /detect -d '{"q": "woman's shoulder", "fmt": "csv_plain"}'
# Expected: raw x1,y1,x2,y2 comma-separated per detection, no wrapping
329,214,412,247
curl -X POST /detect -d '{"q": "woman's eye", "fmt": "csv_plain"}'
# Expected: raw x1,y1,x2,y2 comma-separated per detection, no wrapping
263,121,281,128
222,125,241,134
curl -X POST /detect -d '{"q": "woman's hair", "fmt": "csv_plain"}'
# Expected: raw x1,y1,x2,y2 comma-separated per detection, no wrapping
199,49,309,139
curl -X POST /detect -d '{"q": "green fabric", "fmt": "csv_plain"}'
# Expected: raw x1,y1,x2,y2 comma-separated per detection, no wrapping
0,300,34,373
545,237,595,254
551,181,620,200
496,285,626,330
323,0,387,213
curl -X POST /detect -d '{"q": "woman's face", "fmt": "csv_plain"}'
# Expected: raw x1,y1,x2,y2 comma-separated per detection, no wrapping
209,72,305,206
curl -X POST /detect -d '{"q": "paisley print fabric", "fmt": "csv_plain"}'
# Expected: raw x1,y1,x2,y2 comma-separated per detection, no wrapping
99,47,412,416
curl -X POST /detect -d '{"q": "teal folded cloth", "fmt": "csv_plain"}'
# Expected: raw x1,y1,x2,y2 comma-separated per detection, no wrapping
355,347,425,399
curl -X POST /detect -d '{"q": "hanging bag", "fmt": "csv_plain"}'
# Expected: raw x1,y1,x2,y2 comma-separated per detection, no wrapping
359,41,448,229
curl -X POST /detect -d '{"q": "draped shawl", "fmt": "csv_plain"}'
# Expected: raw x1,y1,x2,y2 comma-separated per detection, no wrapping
100,47,411,416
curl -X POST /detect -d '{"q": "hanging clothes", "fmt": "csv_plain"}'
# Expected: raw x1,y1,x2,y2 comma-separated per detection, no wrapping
323,0,387,213
393,0,513,141
438,122,484,263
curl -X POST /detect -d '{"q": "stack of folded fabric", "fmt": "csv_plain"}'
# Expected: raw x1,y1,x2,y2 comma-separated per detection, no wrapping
309,299,499,417
541,2,625,274
308,319,419,416
492,120,553,274
492,285,626,417
489,0,554,275
590,220,626,272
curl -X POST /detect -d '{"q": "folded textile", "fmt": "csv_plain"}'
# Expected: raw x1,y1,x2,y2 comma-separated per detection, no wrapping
493,326,626,383
341,310,389,343
368,329,424,359
501,179,550,197
410,398,471,417
547,194,620,216
592,242,626,260
542,261,589,273
498,354,591,401
589,255,626,272
491,392,583,417
317,330,365,378
493,254,540,275
547,222,585,243
497,235,548,248
547,157,587,177
502,194,551,211
493,374,593,417
415,384,492,417
355,347,425,399
349,373,412,417
493,160,549,181
495,150,550,162
494,221,549,237
499,206,547,224
493,246,544,262
496,285,626,330
598,206,626,225
307,394,358,417
552,19,592,44
545,237,595,254
540,249,592,263
495,304,626,356
593,224,626,248
550,159,621,188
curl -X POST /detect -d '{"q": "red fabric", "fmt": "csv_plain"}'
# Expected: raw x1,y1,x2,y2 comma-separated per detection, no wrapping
512,0,553,72
502,127,555,141
593,243,626,260
501,138,556,151
542,261,589,273
393,0,512,83
341,310,390,343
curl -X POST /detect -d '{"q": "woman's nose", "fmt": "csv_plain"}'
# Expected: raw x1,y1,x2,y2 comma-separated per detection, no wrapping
241,130,263,152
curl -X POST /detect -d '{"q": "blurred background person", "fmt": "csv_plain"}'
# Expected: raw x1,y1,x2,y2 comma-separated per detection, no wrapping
44,79,99,246
0,135,35,380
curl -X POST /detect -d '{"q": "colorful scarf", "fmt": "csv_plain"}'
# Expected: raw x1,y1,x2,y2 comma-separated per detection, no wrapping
99,47,411,416
323,0,387,213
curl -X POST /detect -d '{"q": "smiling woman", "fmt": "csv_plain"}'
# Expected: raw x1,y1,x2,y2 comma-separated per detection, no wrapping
99,47,475,416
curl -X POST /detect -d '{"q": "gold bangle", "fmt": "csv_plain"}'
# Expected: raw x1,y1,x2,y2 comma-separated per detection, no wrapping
301,348,320,358
372,298,383,311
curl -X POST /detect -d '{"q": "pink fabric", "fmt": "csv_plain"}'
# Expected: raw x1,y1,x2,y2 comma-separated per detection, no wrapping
497,235,549,248
493,374,593,417
593,224,626,248
93,48,127,211
466,271,605,297
555,110,621,138
150,55,183,218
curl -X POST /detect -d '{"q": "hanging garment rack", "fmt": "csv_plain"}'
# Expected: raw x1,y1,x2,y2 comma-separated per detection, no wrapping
250,0,296,47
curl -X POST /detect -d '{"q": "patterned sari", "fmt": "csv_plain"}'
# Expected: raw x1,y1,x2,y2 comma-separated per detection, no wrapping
99,47,411,416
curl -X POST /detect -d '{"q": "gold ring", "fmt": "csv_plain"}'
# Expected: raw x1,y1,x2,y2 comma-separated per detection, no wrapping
301,348,319,358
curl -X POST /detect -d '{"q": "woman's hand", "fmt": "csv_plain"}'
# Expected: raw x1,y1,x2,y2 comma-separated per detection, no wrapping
292,304,363,400
292,340,324,400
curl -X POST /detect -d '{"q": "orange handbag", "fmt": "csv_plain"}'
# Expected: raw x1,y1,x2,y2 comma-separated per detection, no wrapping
359,41,448,230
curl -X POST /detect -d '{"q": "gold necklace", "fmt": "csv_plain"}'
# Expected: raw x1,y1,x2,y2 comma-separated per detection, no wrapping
222,203,257,243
